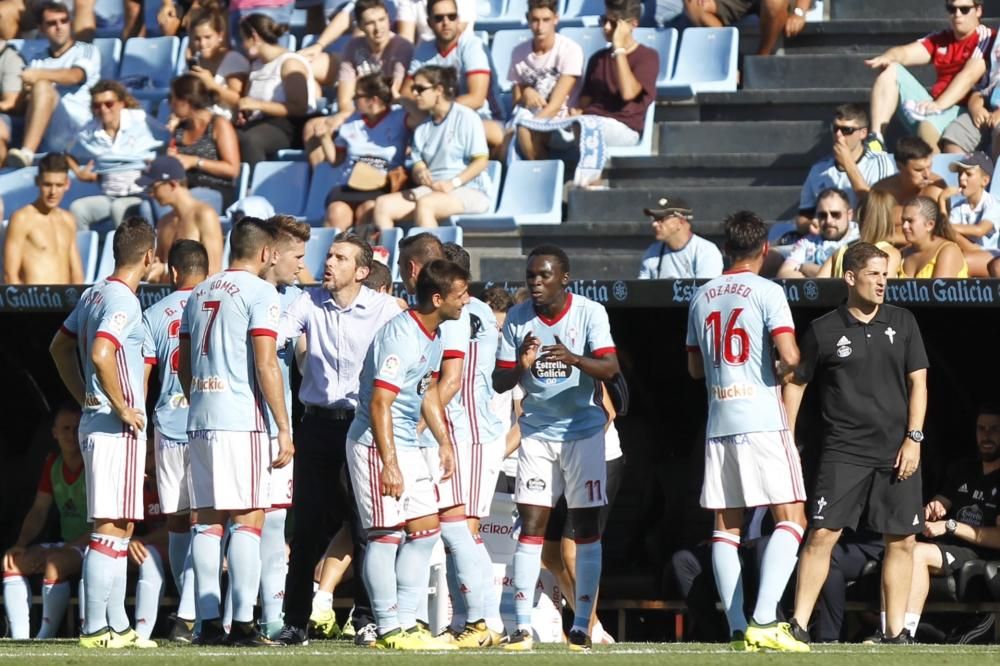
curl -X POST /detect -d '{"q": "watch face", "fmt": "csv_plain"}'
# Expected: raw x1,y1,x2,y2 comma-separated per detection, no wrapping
909,430,924,442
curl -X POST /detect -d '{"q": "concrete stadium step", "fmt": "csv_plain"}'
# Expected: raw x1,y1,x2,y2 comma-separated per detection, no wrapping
568,186,801,224
605,153,815,187
832,0,1000,20
658,121,826,156
743,54,935,90
658,89,871,123
782,19,963,54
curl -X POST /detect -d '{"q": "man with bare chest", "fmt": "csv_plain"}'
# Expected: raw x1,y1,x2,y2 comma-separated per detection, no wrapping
137,156,223,283
872,137,947,244
3,153,83,284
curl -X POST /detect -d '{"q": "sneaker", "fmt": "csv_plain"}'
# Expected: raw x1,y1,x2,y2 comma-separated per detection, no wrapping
110,628,157,649
503,628,533,651
452,621,493,649
788,618,811,644
864,132,885,153
861,629,884,644
5,148,33,168
270,624,310,646
745,620,810,652
375,628,409,650
433,627,459,644
226,621,277,647
309,608,341,640
567,628,591,652
404,627,458,650
192,619,228,646
880,629,915,645
340,620,356,640
729,630,758,652
79,627,116,649
167,614,195,643
354,622,378,647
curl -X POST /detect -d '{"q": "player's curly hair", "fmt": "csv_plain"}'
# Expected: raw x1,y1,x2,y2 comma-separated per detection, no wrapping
113,216,156,266
528,244,570,274
723,210,768,263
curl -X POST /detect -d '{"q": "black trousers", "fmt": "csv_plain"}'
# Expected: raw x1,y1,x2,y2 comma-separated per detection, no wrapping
283,413,372,629
237,116,295,167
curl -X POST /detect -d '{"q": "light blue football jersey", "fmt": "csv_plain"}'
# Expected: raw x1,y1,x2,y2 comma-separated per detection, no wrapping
142,287,193,442
417,309,471,447
685,270,796,438
348,310,444,449
497,293,616,441
61,278,146,438
462,297,503,444
265,284,302,436
409,32,503,120
180,269,282,434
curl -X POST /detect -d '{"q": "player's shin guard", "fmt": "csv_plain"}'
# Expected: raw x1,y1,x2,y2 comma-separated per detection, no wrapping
106,537,131,632
712,530,747,634
167,527,192,591
3,574,31,639
752,521,804,625
259,509,287,636
512,535,544,631
572,537,602,634
191,524,224,620
38,579,71,639
364,530,404,635
397,528,441,630
227,524,263,624
476,535,503,633
135,548,165,639
440,517,483,623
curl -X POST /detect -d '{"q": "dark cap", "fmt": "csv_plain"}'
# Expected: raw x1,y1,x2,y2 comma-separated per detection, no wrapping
644,196,693,220
950,151,995,176
136,155,187,189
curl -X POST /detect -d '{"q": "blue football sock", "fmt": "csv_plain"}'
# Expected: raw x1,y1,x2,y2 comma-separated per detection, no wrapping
752,521,804,625
512,535,543,631
364,530,403,635
259,509,287,628
167,528,191,591
571,538,603,634
176,546,197,621
81,534,125,634
106,537,131,632
3,574,31,639
192,524,224,621
712,531,747,634
38,579,71,639
396,528,440,630
135,547,165,639
476,536,503,632
440,517,483,625
228,524,263,623
445,547,468,631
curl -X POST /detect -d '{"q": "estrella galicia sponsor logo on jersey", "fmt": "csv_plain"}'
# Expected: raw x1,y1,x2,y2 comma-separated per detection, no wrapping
532,358,571,384
417,370,433,396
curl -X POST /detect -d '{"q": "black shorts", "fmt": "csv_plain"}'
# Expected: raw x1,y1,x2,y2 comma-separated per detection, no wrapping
937,543,982,575
544,455,626,541
809,460,923,535
713,0,758,25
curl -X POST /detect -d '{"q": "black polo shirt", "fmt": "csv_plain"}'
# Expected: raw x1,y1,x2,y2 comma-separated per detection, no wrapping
935,459,1000,557
795,304,929,468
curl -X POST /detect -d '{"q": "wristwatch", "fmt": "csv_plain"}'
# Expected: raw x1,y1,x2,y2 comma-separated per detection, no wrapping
907,429,925,442
611,47,627,58
793,7,806,17
945,519,958,534
450,176,463,189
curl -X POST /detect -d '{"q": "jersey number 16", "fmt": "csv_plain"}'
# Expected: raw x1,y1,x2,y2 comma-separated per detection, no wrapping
704,308,749,367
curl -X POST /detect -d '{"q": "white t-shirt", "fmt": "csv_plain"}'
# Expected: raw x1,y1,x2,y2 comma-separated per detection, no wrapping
787,222,860,267
637,234,724,279
182,50,250,119
397,0,476,45
247,52,318,118
950,191,1000,249
798,150,897,212
507,33,585,118
30,41,101,119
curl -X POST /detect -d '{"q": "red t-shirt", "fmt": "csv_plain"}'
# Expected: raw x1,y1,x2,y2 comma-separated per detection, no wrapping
921,25,994,99
581,44,658,135
37,452,83,494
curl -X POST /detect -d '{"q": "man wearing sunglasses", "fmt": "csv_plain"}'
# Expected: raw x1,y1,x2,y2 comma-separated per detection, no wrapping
778,188,859,279
6,1,101,168
684,0,812,57
865,0,992,154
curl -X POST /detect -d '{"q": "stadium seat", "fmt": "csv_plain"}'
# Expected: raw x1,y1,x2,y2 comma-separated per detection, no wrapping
477,0,529,30
477,0,509,25
0,167,41,219
660,27,739,97
156,98,173,124
447,160,503,225
560,0,606,27
490,29,531,93
175,36,190,76
406,226,464,245
94,233,115,282
278,33,298,51
303,227,337,278
143,0,163,36
932,153,963,188
475,30,491,46
300,34,353,53
77,230,99,283
300,162,347,225
95,0,125,37
558,27,608,70
633,27,679,94
606,101,656,158
94,37,123,81
249,161,310,216
120,36,181,100
496,159,563,225
380,227,403,282
237,163,251,201
276,149,307,161
222,228,231,270
62,177,104,208
9,39,47,63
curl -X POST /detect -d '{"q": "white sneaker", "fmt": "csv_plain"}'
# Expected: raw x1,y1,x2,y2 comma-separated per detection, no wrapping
5,147,34,168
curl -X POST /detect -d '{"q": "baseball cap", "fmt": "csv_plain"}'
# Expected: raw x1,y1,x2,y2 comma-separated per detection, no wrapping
136,155,188,188
643,196,693,219
950,151,995,175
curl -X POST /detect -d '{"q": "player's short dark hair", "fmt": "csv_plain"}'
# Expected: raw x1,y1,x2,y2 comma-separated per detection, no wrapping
723,210,768,262
38,153,69,176
37,0,70,22
895,136,933,165
363,261,392,292
833,103,868,128
399,232,445,268
113,216,156,266
168,239,209,278
354,0,388,22
268,214,311,243
604,0,641,21
816,187,852,209
334,232,374,270
842,241,889,276
416,259,469,306
527,0,560,13
527,244,570,274
482,285,513,313
426,0,457,15
442,242,470,272
978,402,1000,418
229,216,278,261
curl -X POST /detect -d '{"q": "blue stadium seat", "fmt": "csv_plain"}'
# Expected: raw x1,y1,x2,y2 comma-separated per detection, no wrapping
62,177,104,208
300,162,347,225
120,36,181,100
559,0,606,27
278,33,298,51
558,26,608,69
932,153,963,188
477,0,528,30
380,227,403,282
304,227,337,279
77,230,99,283
0,167,40,219
250,161,310,216
144,0,163,36
457,160,564,230
94,233,115,282
448,161,503,225
475,30,491,47
301,33,352,53
222,229,231,270
477,0,508,24
237,163,251,201
94,37,122,81
9,39,47,62
633,27,679,93
606,101,655,158
276,149,307,161
175,36,189,76
490,29,531,93
406,226,464,246
661,27,739,97
95,0,125,37
156,98,173,124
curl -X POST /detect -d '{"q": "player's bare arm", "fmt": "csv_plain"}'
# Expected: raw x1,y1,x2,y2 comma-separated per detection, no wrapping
252,334,294,469
436,356,465,407
772,331,801,383
3,491,53,570
49,330,86,406
178,337,193,400
896,367,928,481
540,335,620,381
782,380,808,439
371,386,404,499
421,379,454,482
925,496,951,520
92,336,146,434
687,349,705,380
493,331,541,393
925,521,1000,550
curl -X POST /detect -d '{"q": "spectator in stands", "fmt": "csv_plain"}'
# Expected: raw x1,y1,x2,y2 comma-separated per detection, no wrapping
2,403,87,640
819,190,902,278
797,105,897,238
865,0,992,153
181,6,251,121
939,31,1000,159
65,80,168,230
779,188,859,279
505,0,585,160
904,405,1000,641
373,65,490,228
5,2,102,168
570,0,658,149
167,74,242,210
404,0,503,148
398,0,474,44
683,0,811,56
873,136,949,238
363,257,393,292
0,37,24,166
138,155,224,282
637,196,723,279
898,195,968,278
302,0,413,166
3,153,84,285
236,13,318,166
313,73,411,230
939,152,1000,276
229,0,295,39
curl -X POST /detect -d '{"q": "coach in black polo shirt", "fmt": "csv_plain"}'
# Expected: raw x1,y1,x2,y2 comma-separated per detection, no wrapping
783,242,929,644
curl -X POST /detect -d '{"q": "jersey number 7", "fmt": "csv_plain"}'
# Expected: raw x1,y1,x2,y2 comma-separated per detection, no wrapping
200,300,221,356
705,308,749,367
